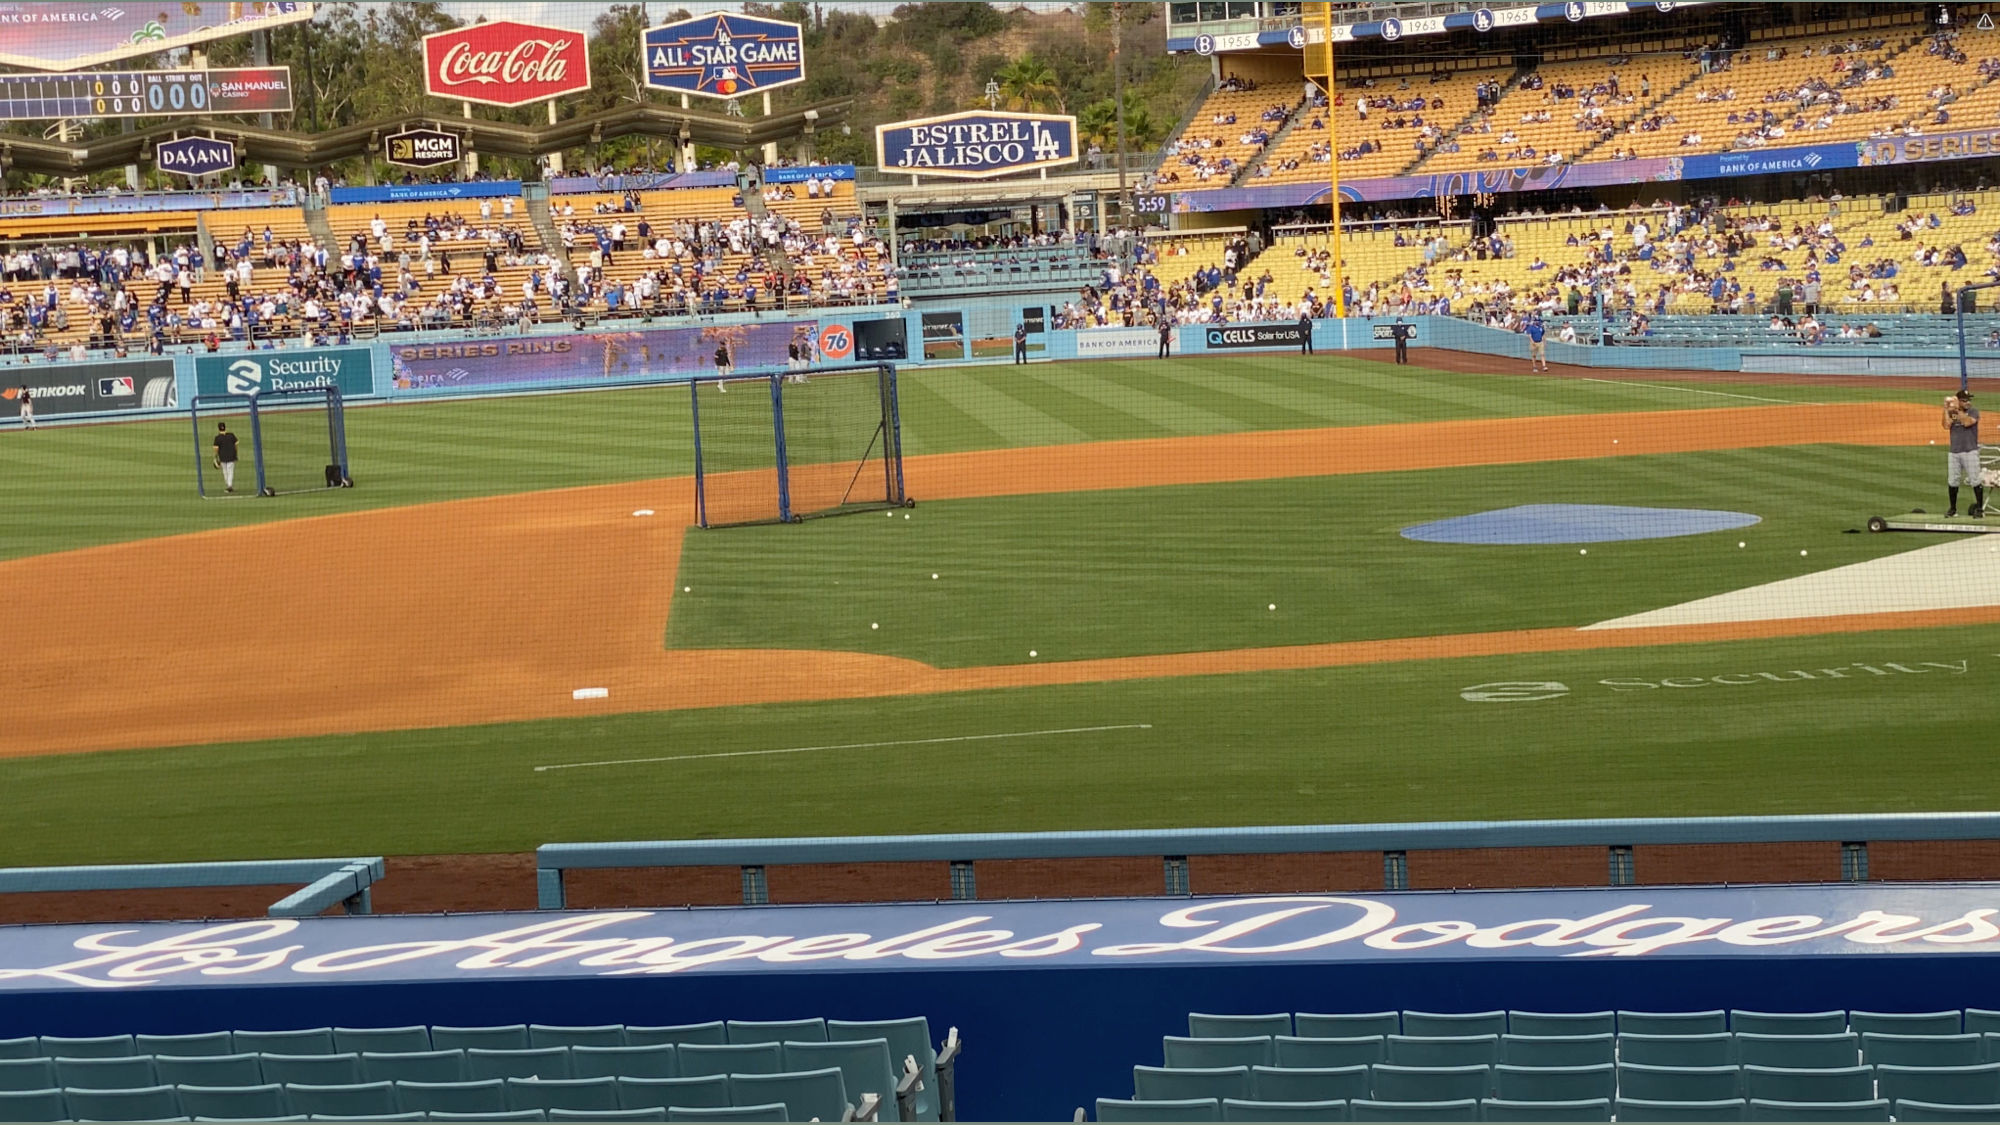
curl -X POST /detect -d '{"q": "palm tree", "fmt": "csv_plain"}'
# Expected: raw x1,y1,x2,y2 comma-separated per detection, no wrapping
993,56,1064,113
1079,93,1159,151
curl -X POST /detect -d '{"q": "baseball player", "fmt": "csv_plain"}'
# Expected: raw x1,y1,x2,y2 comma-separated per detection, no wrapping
15,384,33,429
213,421,240,493
1945,390,1983,518
1525,315,1548,372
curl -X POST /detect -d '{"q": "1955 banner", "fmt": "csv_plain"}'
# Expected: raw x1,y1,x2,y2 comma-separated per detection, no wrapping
876,111,1079,179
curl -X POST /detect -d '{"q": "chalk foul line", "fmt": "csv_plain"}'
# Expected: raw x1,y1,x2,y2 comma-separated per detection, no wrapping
1579,377,1815,406
533,723,1155,773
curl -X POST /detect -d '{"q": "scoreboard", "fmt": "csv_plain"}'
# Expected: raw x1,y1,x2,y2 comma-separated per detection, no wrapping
0,67,293,121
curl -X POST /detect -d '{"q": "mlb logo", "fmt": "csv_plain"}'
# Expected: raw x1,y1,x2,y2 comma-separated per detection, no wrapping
98,376,134,397
716,65,741,95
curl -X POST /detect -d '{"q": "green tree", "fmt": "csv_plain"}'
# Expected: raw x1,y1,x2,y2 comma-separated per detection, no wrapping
580,4,656,114
993,56,1064,113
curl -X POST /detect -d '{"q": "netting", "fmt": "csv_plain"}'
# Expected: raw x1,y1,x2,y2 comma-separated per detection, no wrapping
692,375,783,527
252,390,342,496
780,367,898,519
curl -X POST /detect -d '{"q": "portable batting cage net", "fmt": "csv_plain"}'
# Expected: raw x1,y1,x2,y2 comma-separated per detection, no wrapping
690,363,909,528
191,386,352,499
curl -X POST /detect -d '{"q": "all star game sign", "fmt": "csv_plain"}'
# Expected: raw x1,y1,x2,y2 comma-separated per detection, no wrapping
642,13,804,100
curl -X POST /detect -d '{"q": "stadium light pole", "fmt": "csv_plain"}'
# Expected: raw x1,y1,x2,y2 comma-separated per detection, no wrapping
1307,3,1347,317
1113,3,1129,236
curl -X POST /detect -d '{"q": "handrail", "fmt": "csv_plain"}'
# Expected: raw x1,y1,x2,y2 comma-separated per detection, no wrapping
0,857,386,918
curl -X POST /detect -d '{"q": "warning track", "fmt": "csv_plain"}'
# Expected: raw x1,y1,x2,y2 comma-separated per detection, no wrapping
0,402,1947,759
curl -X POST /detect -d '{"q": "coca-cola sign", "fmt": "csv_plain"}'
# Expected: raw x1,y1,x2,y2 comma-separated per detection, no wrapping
422,20,590,108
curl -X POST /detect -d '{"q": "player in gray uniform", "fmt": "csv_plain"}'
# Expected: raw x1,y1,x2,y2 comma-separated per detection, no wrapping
1945,389,1983,518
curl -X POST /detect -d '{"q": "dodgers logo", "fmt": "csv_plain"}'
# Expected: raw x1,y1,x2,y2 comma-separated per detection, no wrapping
1565,1,1585,21
1473,7,1494,32
1194,33,1215,55
1656,0,1676,10
1286,25,1307,49
1379,17,1402,40
225,358,264,395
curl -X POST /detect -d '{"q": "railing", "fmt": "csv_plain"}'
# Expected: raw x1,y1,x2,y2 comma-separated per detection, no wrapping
534,812,2000,909
0,857,385,918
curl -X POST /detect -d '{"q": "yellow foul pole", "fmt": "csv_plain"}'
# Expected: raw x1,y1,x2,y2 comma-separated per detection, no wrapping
1304,2,1346,316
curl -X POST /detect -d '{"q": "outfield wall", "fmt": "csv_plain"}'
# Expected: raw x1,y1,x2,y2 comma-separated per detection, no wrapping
6,885,2000,1120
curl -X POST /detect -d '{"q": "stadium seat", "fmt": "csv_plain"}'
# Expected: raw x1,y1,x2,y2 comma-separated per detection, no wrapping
1481,1097,1611,1121
1731,1012,1848,1037
430,1111,546,1122
236,1030,337,1056
0,1039,36,1060
826,1017,938,1122
1294,1014,1400,1039
63,1084,182,1121
0,1059,57,1091
1499,1034,1615,1067
779,1040,898,1120
1164,1036,1274,1070
157,1054,264,1088
306,1113,422,1121
1190,1015,1292,1040
1850,1012,1962,1037
55,1054,156,1088
282,1081,399,1117
626,1024,727,1049
1349,1097,1480,1121
1747,1098,1890,1121
1742,1064,1873,1103
617,1075,729,1111
0,1088,67,1122
1622,1035,1738,1068
432,1026,533,1053
1876,1062,2000,1106
550,1109,667,1122
572,1045,678,1081
1621,1013,1730,1037
360,1050,466,1084
529,1026,627,1051
1249,1065,1370,1103
1273,1036,1383,1069
261,1054,364,1086
1734,1033,1860,1069
1615,1098,1750,1121
667,1106,788,1122
727,1069,849,1122
1096,1097,1221,1122
1400,1012,1506,1039
1385,1035,1499,1068
507,1076,622,1113
1492,1063,1615,1102
1369,1063,1492,1102
334,1029,432,1056
1506,1012,1615,1038
175,1084,289,1121
725,1021,825,1046
1617,1063,1744,1102
1964,1011,2000,1037
1860,1033,1985,1067
40,1035,136,1059
466,1048,572,1082
675,1043,783,1079
138,1034,235,1058
392,1079,508,1114
1896,1099,2000,1120
1134,1065,1251,1102
1220,1097,1347,1122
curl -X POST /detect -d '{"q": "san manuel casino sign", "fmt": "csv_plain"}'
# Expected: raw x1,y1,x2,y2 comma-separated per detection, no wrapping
876,111,1079,179
422,20,590,108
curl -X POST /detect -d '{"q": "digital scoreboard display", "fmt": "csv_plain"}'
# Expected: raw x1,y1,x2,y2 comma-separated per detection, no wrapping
0,67,293,121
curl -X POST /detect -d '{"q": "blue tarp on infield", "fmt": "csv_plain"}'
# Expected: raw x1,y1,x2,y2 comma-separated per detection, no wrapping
1402,504,1762,544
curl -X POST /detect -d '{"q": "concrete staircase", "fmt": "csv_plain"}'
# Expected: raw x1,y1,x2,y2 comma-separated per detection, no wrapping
302,206,335,250
525,194,572,276
741,180,795,283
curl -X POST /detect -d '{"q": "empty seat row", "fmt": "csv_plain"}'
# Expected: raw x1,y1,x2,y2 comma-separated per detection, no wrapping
1187,1012,1999,1040
1093,1095,2000,1122
0,1021,879,1060
1165,1032,2000,1071
0,1071,853,1123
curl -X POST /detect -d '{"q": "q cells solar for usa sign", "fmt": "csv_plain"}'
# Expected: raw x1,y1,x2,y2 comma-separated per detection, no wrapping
642,13,804,99
876,111,1079,179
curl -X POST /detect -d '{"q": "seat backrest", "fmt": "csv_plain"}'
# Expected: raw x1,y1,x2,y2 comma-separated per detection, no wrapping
1876,1063,2000,1107
1492,1063,1616,1102
466,1047,572,1082
154,1053,263,1088
727,1067,849,1123
529,1026,628,1051
1507,1013,1616,1038
1616,1063,1744,1103
1499,1035,1615,1068
1273,1036,1383,1069
1384,1036,1500,1068
234,1029,336,1056
334,1028,433,1056
1619,1012,1731,1037
625,1023,727,1050
61,1084,181,1120
726,1020,826,1046
1295,1013,1401,1039
550,1109,667,1122
1620,1035,1737,1069
667,1105,790,1122
1401,1013,1508,1039
1895,1099,2000,1121
259,1052,363,1086
360,1049,468,1084
1163,1036,1274,1071
281,1079,398,1117
1249,1065,1370,1104
393,1078,509,1114
1369,1063,1493,1103
1734,1033,1860,1069
1615,1097,1750,1122
1731,1012,1849,1037
676,1043,784,1079
0,1088,68,1123
506,1075,622,1112
1482,1098,1612,1122
1190,1014,1293,1040
174,1083,287,1119
1849,1012,1963,1038
1742,1064,1873,1103
778,1040,897,1120
616,1074,731,1111
0,1058,57,1092
1962,1010,2000,1037
432,1025,534,1053
39,1035,135,1059
1220,1098,1348,1123
1351,1097,1480,1122
136,1034,234,1058
571,1044,678,1081
55,1054,157,1089
1747,1098,1890,1122
0,1039,35,1061
1860,1033,1984,1068
1133,1065,1250,1102
1096,1097,1222,1123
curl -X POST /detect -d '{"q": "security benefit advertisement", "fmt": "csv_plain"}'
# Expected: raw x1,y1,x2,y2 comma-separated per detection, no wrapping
390,321,819,390
2,359,174,419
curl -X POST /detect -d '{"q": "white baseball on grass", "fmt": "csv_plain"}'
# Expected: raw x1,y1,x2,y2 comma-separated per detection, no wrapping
871,622,879,629
932,573,939,579
1800,550,1809,556
1579,549,1588,555
1738,542,1746,548
1029,650,1038,657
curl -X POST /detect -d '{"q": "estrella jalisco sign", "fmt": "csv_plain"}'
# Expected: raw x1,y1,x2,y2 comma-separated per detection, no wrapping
875,111,1079,179
642,13,804,99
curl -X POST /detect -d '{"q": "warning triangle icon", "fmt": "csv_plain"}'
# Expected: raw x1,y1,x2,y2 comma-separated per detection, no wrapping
1981,12,1995,30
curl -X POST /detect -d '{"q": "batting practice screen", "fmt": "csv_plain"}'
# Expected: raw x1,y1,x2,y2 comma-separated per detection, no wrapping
690,363,908,527
191,386,352,498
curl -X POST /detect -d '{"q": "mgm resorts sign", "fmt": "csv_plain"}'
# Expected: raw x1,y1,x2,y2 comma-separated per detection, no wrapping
384,128,462,170
876,111,1078,179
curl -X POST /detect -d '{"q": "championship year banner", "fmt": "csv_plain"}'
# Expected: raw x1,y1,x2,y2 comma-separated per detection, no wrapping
390,321,820,392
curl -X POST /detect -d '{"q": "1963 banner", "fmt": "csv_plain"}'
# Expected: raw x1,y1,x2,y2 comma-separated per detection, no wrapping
7,886,2000,991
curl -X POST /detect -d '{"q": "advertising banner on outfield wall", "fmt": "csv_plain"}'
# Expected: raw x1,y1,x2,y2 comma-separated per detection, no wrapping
389,321,819,391
194,348,377,399
1,359,175,420
1074,327,1158,357
1204,323,1306,350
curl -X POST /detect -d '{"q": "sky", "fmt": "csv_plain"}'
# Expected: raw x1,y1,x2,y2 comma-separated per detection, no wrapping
436,0,1083,28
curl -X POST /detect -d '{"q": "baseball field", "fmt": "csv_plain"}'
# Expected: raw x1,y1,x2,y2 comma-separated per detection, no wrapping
2,350,1995,870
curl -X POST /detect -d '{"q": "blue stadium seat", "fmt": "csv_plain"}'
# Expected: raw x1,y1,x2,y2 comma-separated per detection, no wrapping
1499,1035,1615,1068
175,1084,289,1121
779,1040,898,1120
1896,1100,2000,1120
466,1048,571,1082
1734,1034,1860,1069
1350,1098,1480,1121
825,1018,938,1122
138,1034,235,1058
1741,1064,1873,1104
1492,1063,1615,1102
1400,1013,1506,1039
236,1030,337,1056
0,1088,67,1122
1096,1097,1220,1122
528,1026,627,1051
0,1059,57,1092
1617,1063,1743,1102
571,1045,678,1081
728,1069,849,1122
1731,1013,1848,1037
40,1035,136,1059
1164,1036,1274,1070
1220,1099,1348,1122
0,1039,37,1061
282,1081,398,1117
1482,1097,1611,1121
63,1084,182,1121
360,1050,466,1085
1133,1065,1250,1102
1964,1011,2000,1037
1747,1098,1890,1121
1615,1098,1749,1122
1368,1063,1491,1102
1385,1035,1499,1068
1273,1036,1383,1069
432,1026,533,1053
1295,1014,1400,1039
1860,1033,1985,1067
1620,1013,1730,1038
626,1024,726,1050
506,1076,622,1113
156,1054,264,1088
261,1054,363,1086
55,1054,156,1089
1622,1035,1738,1068
392,1079,508,1114
675,1043,783,1079
1249,1065,1370,1103
550,1109,667,1122
667,1106,787,1123
616,1075,729,1111
725,1021,824,1046
1850,1012,1962,1038
334,1029,432,1056
1190,1015,1292,1040
1876,1063,2000,1107
1507,1013,1615,1038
